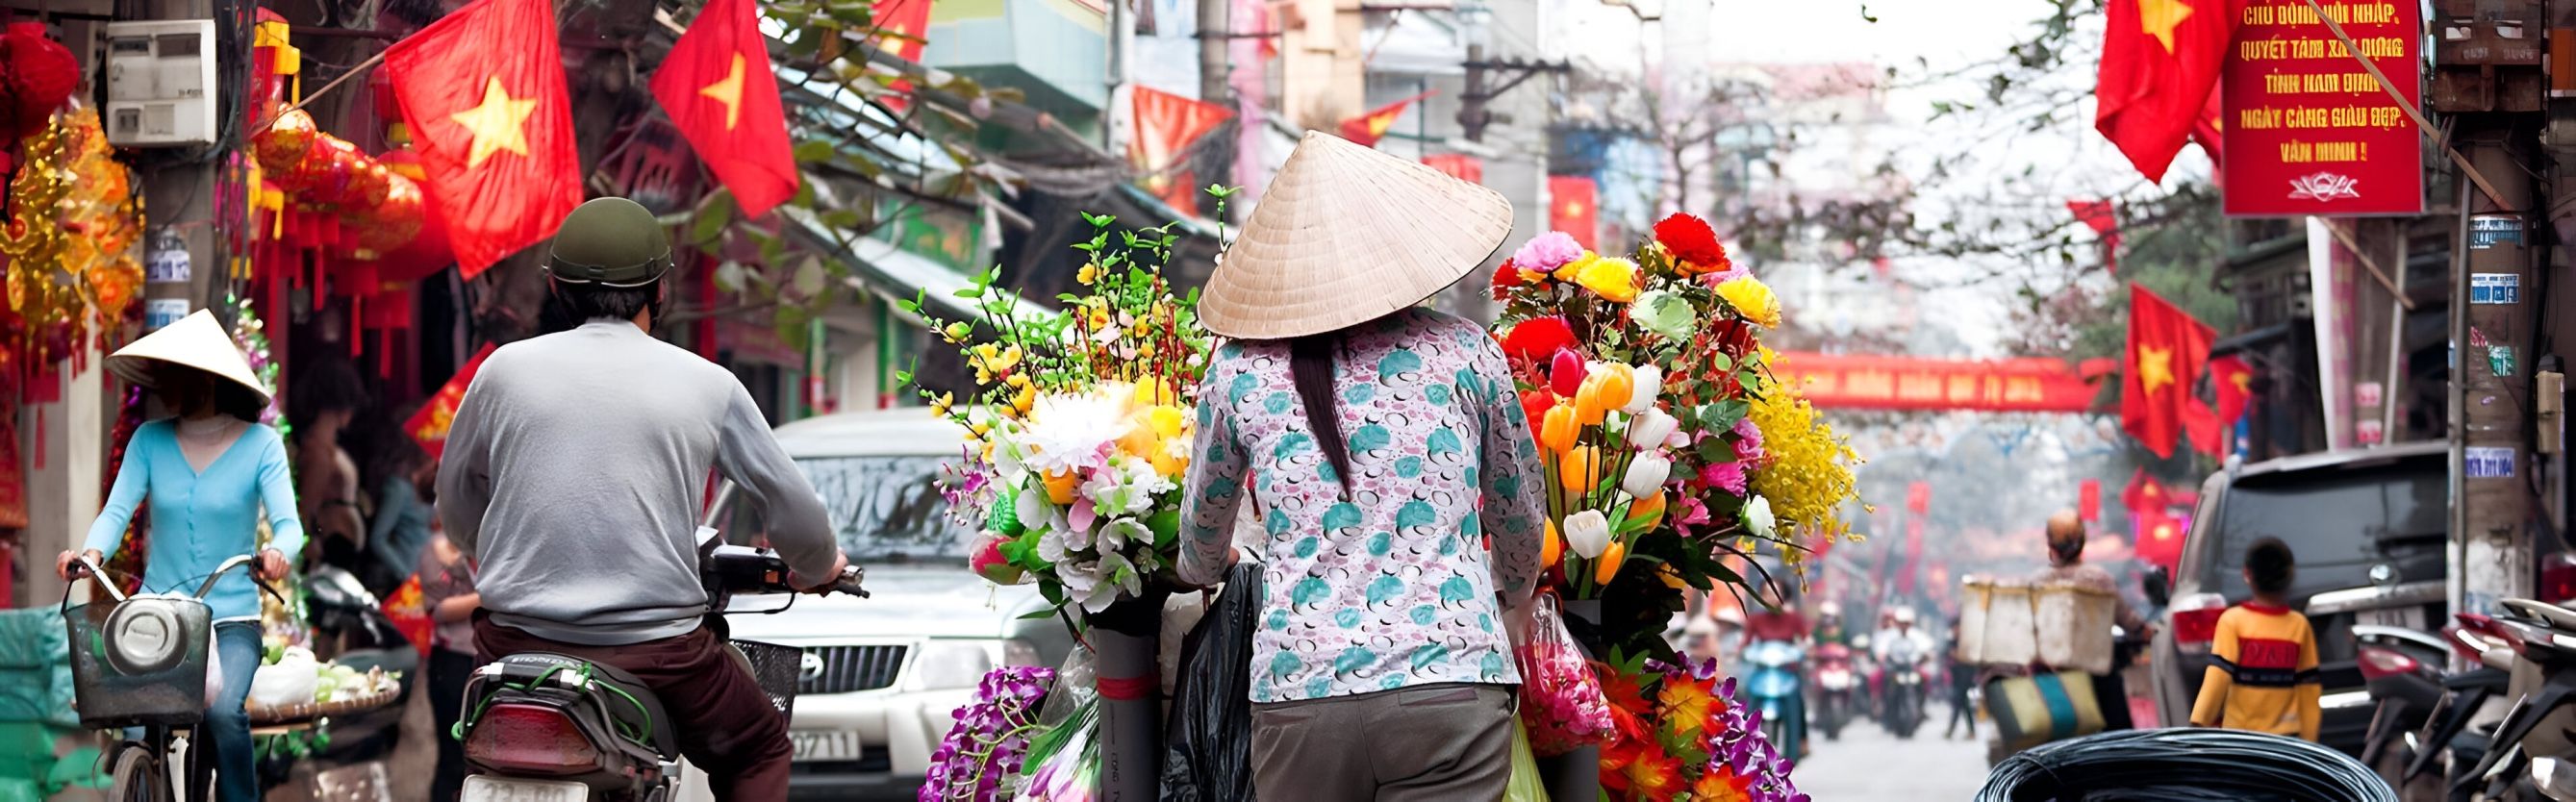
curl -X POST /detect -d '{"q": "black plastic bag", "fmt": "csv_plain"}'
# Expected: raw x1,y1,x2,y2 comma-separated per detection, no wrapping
1159,563,1259,802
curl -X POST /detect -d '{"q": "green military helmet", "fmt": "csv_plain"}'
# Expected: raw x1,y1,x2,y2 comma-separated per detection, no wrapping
545,197,673,288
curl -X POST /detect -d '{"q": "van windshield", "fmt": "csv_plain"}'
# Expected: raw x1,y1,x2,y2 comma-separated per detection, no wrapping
794,455,973,562
2201,461,2446,600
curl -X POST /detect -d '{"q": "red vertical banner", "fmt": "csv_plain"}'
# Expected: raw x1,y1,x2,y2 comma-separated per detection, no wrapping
2079,479,2103,521
2221,0,2424,216
1907,481,1932,515
1548,176,1600,250
1422,153,1482,184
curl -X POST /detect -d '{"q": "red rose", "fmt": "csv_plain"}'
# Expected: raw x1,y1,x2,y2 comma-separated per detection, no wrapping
1653,213,1731,272
1490,259,1522,300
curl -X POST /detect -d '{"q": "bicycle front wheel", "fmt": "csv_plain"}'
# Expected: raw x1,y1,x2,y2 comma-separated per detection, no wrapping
108,745,168,802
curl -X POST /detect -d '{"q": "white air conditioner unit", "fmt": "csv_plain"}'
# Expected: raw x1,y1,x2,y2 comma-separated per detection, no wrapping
100,20,218,148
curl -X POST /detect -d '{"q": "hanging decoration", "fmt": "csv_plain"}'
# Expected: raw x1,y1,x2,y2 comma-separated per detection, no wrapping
100,384,149,592
0,22,79,147
0,102,146,407
246,107,426,259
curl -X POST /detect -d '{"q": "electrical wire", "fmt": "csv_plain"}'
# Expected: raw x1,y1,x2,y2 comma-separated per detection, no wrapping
1975,729,2397,802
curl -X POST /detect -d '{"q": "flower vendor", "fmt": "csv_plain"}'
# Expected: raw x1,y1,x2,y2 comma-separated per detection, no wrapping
1176,132,1548,800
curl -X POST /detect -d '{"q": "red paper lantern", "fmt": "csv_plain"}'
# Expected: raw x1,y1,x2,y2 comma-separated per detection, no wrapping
0,23,79,140
355,176,425,255
255,109,319,176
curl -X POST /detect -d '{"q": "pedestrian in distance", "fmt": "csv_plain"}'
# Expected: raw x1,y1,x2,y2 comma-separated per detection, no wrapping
56,311,304,802
2188,537,2322,740
1175,132,1546,801
1945,614,1978,739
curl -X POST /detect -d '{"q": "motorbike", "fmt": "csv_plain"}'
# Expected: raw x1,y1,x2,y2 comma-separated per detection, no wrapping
2443,599,2576,802
1815,642,1856,741
456,529,868,802
1881,636,1932,739
1743,639,1806,760
2354,614,2516,802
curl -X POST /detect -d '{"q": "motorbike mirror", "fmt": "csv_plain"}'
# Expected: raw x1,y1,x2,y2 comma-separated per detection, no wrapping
2143,565,2172,608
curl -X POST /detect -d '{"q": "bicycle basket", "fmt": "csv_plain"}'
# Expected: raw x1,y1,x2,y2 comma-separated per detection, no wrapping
63,596,214,730
731,640,801,721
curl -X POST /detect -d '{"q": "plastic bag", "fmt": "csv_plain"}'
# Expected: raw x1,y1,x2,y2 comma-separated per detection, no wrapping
1504,720,1549,802
203,629,222,708
246,648,318,709
1159,564,1258,802
1011,646,1100,802
1516,594,1613,757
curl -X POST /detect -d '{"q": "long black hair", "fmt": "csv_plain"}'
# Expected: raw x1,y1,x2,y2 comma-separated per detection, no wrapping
1289,334,1352,494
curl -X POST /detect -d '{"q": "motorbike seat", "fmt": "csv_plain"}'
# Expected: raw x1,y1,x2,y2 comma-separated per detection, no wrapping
491,654,678,759
2444,667,2511,692
2451,730,2490,766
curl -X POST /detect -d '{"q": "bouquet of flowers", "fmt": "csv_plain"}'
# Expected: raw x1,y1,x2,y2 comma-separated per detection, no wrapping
1601,657,1806,802
1488,213,1860,600
909,211,1217,616
920,666,1058,802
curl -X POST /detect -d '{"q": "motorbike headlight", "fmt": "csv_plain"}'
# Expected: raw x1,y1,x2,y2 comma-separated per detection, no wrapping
904,639,1038,691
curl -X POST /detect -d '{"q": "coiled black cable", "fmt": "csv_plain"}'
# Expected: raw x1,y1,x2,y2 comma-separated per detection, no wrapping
1975,729,2397,802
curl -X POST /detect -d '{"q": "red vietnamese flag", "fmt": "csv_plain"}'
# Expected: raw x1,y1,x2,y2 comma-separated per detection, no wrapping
384,0,581,277
2121,466,2167,514
1129,86,1233,207
651,0,799,217
1337,89,1435,148
2191,86,2224,168
2079,478,2103,521
2094,0,2233,183
2210,354,2254,426
2121,284,2216,458
2182,398,2225,457
871,0,934,113
406,343,498,459
1548,176,1599,250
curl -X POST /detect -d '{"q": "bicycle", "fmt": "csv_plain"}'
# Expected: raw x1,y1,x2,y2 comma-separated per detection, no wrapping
62,554,272,802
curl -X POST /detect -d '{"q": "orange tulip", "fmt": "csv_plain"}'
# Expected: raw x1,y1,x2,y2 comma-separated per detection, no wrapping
1575,375,1613,426
1042,469,1080,506
1541,519,1564,567
1540,402,1580,453
1558,445,1602,494
1595,539,1628,585
1596,364,1635,415
1629,491,1667,531
1658,563,1687,590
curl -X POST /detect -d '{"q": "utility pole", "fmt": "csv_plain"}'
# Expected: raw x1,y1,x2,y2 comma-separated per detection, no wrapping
2437,0,2546,616
1105,0,1132,151
1195,0,1231,217
1456,44,1569,142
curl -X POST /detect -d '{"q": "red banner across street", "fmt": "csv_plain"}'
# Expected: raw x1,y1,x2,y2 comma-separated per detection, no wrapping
1770,352,2109,413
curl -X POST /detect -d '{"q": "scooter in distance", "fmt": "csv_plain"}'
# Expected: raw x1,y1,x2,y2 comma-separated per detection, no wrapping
455,534,868,802
1744,639,1806,761
1815,642,1856,741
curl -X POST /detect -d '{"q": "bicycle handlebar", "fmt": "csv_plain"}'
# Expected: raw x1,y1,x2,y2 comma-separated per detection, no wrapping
63,553,278,611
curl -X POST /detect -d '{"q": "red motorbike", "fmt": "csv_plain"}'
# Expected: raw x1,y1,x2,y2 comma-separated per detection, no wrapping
1815,642,1856,741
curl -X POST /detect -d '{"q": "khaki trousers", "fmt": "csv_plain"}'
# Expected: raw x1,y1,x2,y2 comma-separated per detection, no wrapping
1250,683,1515,801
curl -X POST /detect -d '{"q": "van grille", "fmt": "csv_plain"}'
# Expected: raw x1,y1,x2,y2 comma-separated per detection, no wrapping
799,645,908,694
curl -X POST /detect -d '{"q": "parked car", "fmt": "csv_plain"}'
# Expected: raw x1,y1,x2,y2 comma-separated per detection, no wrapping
712,409,1075,800
2148,442,2449,755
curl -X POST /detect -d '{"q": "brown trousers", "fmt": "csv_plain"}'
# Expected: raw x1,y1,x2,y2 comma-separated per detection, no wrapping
1250,684,1515,801
472,618,793,802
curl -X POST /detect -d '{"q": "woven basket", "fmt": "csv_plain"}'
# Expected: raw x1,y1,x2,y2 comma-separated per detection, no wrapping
245,688,399,725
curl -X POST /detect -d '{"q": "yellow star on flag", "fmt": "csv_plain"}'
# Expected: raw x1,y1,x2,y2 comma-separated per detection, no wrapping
700,53,747,131
1564,201,1585,217
2139,0,2192,53
449,77,538,169
2136,344,2175,394
879,23,911,57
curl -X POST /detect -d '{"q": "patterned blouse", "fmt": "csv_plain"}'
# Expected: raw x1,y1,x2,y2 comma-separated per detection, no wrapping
1178,308,1547,703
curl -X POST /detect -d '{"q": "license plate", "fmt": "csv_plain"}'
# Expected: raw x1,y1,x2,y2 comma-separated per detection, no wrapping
789,730,860,762
2360,607,2425,631
462,776,587,802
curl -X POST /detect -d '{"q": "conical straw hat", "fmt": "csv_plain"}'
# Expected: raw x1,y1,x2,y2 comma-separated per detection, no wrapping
107,310,272,403
1200,132,1514,339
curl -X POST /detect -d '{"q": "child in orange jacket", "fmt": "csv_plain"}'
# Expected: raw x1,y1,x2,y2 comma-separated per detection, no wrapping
2188,538,2322,740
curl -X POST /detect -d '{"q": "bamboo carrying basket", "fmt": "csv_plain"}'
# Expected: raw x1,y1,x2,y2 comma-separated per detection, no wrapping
244,688,399,726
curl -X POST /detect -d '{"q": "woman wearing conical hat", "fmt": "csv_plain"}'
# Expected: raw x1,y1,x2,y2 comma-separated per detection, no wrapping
55,310,303,802
1175,132,1547,799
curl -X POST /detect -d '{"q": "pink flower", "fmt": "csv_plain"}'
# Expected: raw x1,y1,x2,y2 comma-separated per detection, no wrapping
1514,232,1585,273
1703,461,1750,496
1698,264,1751,287
1732,418,1766,462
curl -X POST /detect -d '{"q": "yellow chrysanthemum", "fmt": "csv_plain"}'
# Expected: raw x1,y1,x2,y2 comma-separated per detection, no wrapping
1716,276,1783,328
1573,257,1641,303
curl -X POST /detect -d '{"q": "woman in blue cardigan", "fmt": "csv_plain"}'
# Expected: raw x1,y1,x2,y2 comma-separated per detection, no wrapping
55,310,304,802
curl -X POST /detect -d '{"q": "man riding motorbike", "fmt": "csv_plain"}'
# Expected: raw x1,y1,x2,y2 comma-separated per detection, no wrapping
2029,510,2148,731
1875,606,1938,737
434,197,846,801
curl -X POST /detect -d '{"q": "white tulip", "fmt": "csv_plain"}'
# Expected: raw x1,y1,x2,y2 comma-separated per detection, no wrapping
1744,496,1779,539
1624,365,1663,414
1563,511,1612,560
1623,453,1673,498
1628,409,1680,451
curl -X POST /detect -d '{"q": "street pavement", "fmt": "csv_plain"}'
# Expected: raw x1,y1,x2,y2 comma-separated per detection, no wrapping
1792,702,1997,800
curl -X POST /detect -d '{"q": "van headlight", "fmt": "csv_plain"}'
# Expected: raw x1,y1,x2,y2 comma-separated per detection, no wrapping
905,639,1039,691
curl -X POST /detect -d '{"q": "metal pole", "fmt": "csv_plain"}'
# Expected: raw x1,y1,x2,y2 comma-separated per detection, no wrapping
1106,0,1130,151
2450,176,2471,629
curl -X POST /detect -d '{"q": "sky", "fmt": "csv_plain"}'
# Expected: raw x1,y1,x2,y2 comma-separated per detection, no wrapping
1552,0,2221,355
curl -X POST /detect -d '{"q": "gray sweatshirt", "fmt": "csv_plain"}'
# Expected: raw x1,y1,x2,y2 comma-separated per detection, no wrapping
436,320,837,646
